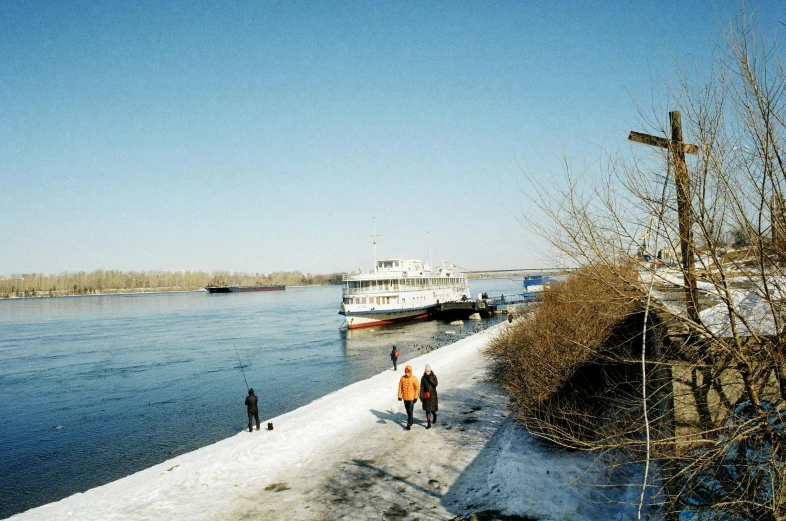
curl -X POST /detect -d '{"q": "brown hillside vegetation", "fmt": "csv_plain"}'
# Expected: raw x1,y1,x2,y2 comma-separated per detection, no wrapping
485,265,643,447
509,13,786,519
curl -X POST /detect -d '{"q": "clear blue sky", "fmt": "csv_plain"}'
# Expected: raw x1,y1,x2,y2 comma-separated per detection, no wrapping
1,1,783,276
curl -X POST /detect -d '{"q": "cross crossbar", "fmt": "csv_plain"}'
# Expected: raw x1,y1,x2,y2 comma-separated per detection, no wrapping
628,131,698,155
628,110,701,325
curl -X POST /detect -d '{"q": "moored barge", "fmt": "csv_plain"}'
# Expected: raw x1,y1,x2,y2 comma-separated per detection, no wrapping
205,285,285,293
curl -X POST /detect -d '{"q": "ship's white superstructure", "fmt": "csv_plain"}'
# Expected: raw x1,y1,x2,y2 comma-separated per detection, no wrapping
339,258,471,329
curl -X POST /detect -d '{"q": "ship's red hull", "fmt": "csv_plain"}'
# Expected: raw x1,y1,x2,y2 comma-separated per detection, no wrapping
345,311,431,329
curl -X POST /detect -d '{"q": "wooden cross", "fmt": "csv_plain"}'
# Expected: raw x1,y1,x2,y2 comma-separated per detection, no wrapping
628,131,699,155
629,111,701,325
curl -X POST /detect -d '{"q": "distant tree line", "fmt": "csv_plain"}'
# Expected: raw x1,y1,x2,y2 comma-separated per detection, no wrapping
0,270,345,298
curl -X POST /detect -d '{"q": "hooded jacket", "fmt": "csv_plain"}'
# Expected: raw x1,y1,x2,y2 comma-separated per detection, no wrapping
398,365,420,401
420,372,438,412
245,389,259,413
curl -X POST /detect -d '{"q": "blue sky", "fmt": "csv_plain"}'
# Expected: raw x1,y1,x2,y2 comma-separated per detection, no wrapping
1,1,783,275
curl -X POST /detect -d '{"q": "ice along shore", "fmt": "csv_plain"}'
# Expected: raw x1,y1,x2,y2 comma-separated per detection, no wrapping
10,323,658,521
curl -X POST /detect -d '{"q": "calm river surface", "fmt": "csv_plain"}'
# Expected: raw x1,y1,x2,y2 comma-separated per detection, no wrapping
0,279,519,518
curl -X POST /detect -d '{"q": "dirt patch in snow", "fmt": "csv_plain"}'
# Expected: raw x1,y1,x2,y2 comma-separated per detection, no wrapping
264,482,291,492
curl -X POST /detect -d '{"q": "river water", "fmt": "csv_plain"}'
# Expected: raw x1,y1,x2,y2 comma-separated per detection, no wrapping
0,279,521,518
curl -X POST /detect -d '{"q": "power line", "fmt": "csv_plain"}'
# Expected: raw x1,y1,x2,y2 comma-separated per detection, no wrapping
459,268,575,274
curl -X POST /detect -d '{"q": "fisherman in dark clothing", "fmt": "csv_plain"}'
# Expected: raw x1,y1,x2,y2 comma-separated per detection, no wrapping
390,345,399,371
245,388,260,432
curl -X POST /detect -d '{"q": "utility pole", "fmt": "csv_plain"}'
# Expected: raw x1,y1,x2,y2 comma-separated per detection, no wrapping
629,111,701,325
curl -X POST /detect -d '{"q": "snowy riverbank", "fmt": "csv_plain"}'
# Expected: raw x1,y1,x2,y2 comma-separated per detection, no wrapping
10,323,661,521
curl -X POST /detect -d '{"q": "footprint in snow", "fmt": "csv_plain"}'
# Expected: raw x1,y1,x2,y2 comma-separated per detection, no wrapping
264,482,291,492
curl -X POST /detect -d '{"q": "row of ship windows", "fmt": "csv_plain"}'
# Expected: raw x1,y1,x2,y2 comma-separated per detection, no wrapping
343,294,431,305
344,296,396,305
344,279,464,292
344,285,459,294
344,278,461,289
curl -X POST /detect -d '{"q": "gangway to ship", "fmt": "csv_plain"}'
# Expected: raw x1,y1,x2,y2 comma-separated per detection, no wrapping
433,298,495,320
481,273,558,311
432,290,539,319
487,292,540,306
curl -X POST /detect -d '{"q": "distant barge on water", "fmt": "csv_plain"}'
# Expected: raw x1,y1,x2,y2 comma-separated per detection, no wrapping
205,285,285,293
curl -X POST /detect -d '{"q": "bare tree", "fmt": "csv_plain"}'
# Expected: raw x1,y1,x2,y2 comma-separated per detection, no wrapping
488,12,786,520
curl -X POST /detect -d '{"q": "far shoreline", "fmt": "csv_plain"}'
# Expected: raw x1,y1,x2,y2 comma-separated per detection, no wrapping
0,284,341,301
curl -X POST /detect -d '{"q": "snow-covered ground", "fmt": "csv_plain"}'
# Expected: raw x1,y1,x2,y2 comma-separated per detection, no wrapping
648,269,717,293
10,324,661,521
644,266,784,337
700,288,779,336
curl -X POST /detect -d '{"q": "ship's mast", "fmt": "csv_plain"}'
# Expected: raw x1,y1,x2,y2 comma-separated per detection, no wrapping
428,231,433,271
371,218,379,273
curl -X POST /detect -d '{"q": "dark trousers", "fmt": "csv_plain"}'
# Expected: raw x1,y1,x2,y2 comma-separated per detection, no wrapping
392,359,397,370
248,411,260,429
404,400,415,426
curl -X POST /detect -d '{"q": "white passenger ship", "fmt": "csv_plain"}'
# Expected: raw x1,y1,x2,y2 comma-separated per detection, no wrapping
339,258,471,329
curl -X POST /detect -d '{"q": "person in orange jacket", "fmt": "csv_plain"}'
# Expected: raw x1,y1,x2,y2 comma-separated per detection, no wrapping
398,365,420,430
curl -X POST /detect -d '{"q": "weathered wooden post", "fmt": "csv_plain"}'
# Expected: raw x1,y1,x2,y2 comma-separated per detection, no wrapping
630,113,700,521
629,111,701,326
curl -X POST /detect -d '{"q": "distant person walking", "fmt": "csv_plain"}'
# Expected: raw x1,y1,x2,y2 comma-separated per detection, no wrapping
420,364,438,429
245,388,260,432
397,365,419,430
390,345,399,371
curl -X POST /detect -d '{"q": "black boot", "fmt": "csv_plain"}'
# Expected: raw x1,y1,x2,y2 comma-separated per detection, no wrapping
256,421,261,431
248,424,253,433
432,413,437,425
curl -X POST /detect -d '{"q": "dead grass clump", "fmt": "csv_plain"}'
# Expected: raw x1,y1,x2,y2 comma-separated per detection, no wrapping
485,265,643,446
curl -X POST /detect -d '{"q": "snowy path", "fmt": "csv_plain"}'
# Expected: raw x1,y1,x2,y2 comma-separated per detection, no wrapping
11,324,660,521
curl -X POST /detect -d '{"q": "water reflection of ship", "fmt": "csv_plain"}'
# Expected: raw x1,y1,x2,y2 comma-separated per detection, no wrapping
340,315,503,356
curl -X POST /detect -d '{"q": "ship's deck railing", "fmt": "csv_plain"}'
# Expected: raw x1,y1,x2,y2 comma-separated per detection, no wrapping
342,273,405,280
341,273,464,281
342,284,469,296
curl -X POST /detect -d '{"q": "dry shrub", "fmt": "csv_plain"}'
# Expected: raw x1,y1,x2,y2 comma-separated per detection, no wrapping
485,265,643,447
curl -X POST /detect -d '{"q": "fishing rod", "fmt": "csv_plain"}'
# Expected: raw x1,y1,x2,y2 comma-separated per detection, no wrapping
233,343,250,391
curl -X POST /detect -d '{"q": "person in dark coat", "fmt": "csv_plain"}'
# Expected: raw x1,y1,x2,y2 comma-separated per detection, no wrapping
245,388,260,432
420,364,438,429
390,345,399,371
